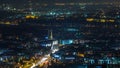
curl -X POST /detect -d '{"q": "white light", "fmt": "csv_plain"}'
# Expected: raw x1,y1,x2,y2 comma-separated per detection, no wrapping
31,57,48,68
52,49,59,53
31,63,36,68
38,58,47,64
54,54,60,58
53,41,58,45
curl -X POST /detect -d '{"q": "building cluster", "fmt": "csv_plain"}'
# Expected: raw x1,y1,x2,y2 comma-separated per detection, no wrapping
0,2,120,68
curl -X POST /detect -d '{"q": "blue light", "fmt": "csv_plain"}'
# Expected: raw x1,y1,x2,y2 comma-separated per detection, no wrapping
69,40,73,43
61,40,73,45
50,12,53,15
45,36,48,39
67,28,78,31
54,54,60,58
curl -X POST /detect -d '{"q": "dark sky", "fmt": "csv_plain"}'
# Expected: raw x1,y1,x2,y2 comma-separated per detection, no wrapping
0,0,120,3
0,0,119,8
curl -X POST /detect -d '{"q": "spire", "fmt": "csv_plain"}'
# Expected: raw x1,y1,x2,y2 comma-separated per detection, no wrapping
49,29,53,40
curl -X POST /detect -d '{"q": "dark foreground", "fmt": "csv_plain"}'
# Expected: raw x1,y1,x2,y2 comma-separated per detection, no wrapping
48,64,120,68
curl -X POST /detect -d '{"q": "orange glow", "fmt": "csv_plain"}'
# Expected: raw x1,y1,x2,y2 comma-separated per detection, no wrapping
100,19,106,23
109,19,115,22
86,18,115,23
25,15,38,19
86,18,94,22
31,16,36,19
5,22,11,25
25,15,31,19
78,53,85,57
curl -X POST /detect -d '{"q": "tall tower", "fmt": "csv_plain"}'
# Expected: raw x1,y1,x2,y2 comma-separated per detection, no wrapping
48,29,53,40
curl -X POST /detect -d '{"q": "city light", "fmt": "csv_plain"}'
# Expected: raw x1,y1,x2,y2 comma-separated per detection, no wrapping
0,0,120,68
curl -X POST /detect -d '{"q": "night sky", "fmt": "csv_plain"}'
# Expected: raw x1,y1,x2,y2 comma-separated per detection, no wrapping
0,0,120,3
0,0,120,8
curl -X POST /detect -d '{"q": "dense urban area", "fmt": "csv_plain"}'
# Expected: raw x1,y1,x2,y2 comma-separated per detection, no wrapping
0,0,120,68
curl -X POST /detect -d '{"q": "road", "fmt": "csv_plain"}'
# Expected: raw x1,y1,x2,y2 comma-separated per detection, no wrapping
30,54,51,68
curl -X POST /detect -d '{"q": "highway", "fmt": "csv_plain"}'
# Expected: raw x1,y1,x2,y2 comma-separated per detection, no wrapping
30,54,51,68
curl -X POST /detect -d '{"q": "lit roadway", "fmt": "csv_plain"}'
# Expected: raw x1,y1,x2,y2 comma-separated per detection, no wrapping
30,54,50,68
31,49,58,68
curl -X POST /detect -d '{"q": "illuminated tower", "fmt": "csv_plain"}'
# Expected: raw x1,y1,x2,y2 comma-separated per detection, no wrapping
48,29,53,40
47,27,54,51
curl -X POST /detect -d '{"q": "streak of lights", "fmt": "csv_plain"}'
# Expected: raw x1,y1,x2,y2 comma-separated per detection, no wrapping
30,57,48,68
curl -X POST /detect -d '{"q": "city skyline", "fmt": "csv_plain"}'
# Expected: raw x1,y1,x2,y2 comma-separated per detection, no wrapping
0,0,120,68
